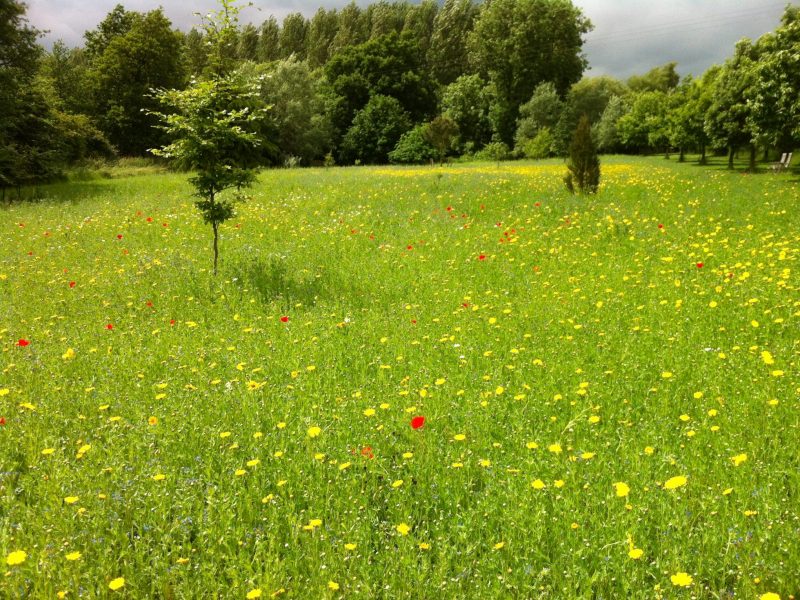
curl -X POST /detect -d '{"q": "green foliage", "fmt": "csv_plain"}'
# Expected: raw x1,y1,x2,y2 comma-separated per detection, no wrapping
617,91,670,153
746,6,800,148
341,94,411,164
428,0,476,85
243,58,332,165
40,41,91,115
388,124,436,164
280,12,308,60
257,17,281,63
199,0,247,76
325,32,436,154
306,7,339,68
473,141,511,161
551,76,629,155
329,1,368,56
90,8,185,155
520,127,554,159
367,0,408,38
425,115,459,162
149,76,266,194
666,77,712,161
402,0,438,56
627,62,680,93
83,3,139,59
594,95,628,153
237,24,259,61
569,76,629,121
514,82,563,152
565,114,599,194
149,2,268,274
0,0,56,190
184,29,208,76
469,0,591,145
441,74,494,151
705,40,759,167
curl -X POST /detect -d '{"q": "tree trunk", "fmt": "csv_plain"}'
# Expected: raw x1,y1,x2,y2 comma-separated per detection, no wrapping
728,146,735,169
748,144,756,172
763,147,769,162
699,142,707,165
679,148,685,162
212,222,219,276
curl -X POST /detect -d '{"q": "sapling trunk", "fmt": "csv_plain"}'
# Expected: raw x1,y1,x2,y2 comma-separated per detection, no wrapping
212,221,219,276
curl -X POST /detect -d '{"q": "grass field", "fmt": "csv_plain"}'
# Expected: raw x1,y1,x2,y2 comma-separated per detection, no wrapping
1,156,798,599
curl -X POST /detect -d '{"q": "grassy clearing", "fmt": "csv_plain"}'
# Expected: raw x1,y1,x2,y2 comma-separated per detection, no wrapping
1,157,798,598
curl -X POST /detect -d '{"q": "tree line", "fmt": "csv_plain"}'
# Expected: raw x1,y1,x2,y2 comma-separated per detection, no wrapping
1,0,798,194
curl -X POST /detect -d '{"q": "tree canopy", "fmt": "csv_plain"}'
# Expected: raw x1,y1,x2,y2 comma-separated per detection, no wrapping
3,0,800,190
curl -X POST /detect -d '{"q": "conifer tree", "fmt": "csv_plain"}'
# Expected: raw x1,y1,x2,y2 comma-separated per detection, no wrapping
564,114,600,194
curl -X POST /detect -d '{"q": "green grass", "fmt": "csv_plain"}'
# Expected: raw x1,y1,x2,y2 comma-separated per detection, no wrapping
1,156,798,599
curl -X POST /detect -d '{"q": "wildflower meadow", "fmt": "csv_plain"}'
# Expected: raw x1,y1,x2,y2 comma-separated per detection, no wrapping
1,156,798,598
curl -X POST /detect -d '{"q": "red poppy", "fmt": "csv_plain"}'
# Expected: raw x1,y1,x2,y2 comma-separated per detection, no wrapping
696,262,704,269
406,245,413,250
116,234,123,240
169,319,175,326
146,301,153,308
0,417,5,426
411,416,425,430
280,316,289,323
411,319,417,324
361,446,374,459
18,339,29,347
146,217,153,223
658,223,664,229
69,281,76,288
106,324,113,330
534,202,541,207
478,254,486,261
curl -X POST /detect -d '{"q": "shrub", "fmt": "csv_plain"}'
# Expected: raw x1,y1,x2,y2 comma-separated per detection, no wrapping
474,141,511,162
389,124,436,164
425,115,459,163
519,127,554,159
340,95,411,164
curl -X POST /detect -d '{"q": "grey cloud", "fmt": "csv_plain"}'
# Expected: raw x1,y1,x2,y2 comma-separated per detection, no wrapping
579,0,789,77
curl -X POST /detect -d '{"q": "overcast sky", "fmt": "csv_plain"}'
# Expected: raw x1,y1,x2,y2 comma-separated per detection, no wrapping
25,0,792,78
